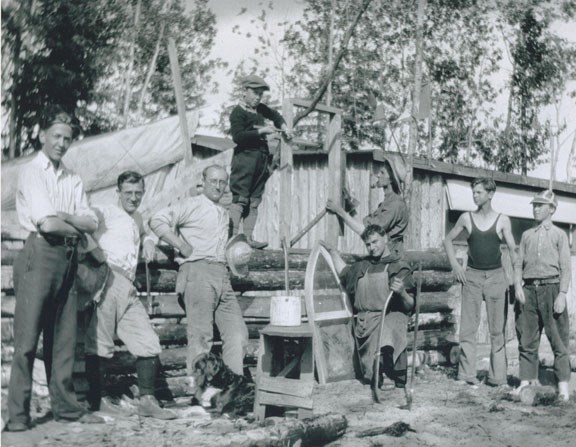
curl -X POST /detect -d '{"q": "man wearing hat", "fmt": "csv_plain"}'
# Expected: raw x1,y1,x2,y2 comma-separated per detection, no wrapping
326,157,408,255
149,165,249,376
514,190,572,401
228,74,293,249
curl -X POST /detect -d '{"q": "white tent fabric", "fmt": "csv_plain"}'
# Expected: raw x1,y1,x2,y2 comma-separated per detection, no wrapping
1,112,198,210
445,178,576,225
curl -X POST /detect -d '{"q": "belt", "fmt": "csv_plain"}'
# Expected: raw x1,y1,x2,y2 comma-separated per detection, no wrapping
37,233,80,247
524,277,559,286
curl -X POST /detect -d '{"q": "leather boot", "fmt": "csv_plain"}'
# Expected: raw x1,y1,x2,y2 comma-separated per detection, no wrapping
243,203,268,249
228,203,244,238
135,357,177,419
85,355,105,411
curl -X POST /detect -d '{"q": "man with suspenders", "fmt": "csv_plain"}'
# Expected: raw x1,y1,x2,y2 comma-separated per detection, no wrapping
443,177,517,387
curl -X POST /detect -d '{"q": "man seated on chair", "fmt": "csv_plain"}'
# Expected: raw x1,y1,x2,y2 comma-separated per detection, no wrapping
322,225,415,388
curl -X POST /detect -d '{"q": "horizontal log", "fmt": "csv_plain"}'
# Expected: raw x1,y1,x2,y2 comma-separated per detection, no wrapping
145,290,458,321
406,327,457,351
1,267,14,293
1,294,15,317
408,312,455,330
2,317,14,342
131,268,455,294
2,244,451,272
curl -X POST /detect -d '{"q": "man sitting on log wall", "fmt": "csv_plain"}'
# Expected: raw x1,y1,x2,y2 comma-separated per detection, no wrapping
323,225,416,389
149,165,249,377
84,171,176,419
326,157,408,256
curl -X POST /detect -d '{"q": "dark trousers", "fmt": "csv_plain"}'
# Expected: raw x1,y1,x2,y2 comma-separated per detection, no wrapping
230,149,271,204
516,283,571,382
8,234,84,424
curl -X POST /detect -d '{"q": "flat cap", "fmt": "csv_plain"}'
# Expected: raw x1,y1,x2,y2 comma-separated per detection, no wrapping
241,75,270,90
530,189,558,207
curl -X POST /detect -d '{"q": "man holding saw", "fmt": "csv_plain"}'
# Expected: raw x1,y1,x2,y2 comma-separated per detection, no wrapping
323,224,415,391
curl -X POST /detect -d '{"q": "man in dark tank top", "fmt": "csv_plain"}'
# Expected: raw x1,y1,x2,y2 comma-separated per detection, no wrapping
443,177,517,387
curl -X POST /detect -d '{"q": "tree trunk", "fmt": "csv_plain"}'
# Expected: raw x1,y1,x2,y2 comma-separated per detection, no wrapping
121,0,142,128
223,413,348,447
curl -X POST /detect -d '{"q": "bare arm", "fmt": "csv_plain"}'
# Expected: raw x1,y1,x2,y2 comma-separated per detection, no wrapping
500,215,517,285
514,234,526,305
442,213,469,284
319,240,347,275
325,199,364,235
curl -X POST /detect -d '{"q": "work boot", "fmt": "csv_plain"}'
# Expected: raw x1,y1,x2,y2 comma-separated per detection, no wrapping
138,395,177,420
85,355,106,411
246,238,268,249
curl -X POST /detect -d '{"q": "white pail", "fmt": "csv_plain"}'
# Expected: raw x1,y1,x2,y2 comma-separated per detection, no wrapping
270,295,301,326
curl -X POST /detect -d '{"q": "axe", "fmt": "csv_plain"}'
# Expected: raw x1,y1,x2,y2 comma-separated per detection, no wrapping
405,262,422,411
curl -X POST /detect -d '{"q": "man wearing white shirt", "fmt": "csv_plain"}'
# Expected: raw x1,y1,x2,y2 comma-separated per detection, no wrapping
84,171,175,419
149,165,248,376
7,106,102,431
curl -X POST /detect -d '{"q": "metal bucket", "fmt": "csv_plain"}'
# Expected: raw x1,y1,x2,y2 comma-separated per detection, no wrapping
270,295,301,326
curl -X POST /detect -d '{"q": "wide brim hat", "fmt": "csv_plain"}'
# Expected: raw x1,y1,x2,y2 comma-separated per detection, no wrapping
241,74,270,91
373,152,407,195
530,189,558,207
226,234,253,278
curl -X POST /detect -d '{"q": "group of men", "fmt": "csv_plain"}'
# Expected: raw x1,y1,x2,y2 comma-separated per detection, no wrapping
6,75,572,432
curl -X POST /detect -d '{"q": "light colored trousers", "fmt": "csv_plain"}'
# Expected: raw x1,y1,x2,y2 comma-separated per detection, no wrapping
458,267,507,385
85,269,161,359
177,260,248,375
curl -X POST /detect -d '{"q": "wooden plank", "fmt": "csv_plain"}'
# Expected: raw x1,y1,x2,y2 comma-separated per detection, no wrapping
167,37,193,165
290,98,342,115
2,317,14,342
429,174,445,249
258,376,314,398
279,98,295,242
257,390,314,410
326,112,342,246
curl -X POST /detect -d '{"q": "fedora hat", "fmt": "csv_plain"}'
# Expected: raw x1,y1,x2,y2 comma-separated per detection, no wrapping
226,234,253,278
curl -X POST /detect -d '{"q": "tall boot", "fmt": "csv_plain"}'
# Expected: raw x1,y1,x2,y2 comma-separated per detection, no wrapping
228,203,244,238
243,203,267,249
135,357,176,420
85,355,105,411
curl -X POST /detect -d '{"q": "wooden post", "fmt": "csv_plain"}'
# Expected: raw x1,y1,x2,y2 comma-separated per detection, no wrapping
326,111,342,246
167,37,193,165
279,99,294,243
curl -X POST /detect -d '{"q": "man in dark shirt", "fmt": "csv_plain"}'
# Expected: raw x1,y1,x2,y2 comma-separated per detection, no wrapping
323,225,415,388
443,177,516,387
326,157,408,255
228,75,292,249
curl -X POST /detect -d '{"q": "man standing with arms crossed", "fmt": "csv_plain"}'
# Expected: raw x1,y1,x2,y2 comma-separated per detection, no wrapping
149,165,248,376
84,171,176,419
443,177,517,387
7,106,103,431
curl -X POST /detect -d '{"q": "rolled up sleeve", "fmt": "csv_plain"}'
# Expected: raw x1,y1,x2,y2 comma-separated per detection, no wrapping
17,164,56,229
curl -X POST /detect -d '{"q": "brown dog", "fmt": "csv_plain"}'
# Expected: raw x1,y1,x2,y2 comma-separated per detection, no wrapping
189,353,254,416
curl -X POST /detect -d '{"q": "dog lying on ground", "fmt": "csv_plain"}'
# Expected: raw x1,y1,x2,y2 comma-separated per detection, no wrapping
188,352,255,416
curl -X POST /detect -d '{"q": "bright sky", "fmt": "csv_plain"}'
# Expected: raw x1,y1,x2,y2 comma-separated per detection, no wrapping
187,0,575,182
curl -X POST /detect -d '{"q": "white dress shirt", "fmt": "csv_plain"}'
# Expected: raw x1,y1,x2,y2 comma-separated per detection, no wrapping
16,151,97,233
149,194,228,264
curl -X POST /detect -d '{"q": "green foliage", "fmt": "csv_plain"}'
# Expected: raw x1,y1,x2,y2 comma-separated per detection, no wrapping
2,0,224,156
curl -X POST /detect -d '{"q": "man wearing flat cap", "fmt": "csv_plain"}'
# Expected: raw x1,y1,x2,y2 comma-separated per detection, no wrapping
514,189,572,401
228,74,293,249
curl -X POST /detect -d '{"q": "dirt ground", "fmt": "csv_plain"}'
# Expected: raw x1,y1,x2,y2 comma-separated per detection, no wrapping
2,340,575,447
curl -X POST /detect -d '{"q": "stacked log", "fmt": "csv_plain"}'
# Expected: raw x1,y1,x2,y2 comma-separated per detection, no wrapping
1,246,462,398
